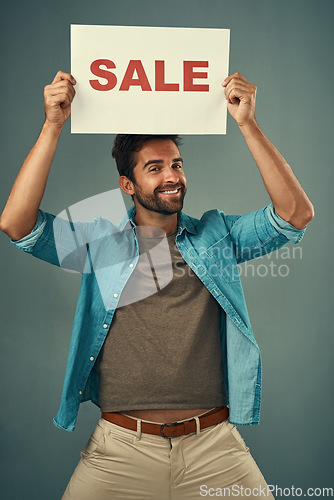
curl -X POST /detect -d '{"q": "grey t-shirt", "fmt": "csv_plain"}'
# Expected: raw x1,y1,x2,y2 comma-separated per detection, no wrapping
96,229,227,411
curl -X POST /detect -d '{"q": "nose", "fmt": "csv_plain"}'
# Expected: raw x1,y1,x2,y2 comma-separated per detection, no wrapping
163,165,180,184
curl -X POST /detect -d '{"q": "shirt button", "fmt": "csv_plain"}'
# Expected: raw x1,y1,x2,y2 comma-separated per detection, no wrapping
129,264,133,268
90,356,94,361
113,293,118,298
79,390,82,395
103,324,108,328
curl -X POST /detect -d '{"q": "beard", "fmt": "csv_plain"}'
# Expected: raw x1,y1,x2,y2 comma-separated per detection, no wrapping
133,182,187,215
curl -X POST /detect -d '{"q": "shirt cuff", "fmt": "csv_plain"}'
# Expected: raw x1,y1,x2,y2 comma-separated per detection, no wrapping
264,202,307,244
10,209,47,252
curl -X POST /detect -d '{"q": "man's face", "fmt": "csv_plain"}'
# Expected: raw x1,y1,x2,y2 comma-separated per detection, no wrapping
131,139,187,215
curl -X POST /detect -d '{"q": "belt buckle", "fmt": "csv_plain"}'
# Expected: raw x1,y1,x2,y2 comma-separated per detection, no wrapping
160,421,183,439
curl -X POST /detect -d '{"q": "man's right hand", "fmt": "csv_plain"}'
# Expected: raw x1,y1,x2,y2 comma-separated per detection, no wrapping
44,70,76,128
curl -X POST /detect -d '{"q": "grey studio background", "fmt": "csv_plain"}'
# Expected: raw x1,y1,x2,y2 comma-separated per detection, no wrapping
0,0,332,498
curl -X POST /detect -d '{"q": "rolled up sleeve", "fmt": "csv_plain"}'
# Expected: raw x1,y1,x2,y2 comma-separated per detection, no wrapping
9,209,98,272
264,202,307,244
222,202,308,264
10,209,47,252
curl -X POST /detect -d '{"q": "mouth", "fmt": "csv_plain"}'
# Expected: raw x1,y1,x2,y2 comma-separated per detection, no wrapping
158,187,182,196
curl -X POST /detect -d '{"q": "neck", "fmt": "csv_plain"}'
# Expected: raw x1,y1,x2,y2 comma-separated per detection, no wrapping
133,204,178,237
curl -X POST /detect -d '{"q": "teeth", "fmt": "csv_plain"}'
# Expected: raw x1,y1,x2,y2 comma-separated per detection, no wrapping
161,189,179,194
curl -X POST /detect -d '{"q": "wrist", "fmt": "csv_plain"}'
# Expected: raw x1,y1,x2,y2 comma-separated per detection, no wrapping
239,118,261,138
42,119,64,136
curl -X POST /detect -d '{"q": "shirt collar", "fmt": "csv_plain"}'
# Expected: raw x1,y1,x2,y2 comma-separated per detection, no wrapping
118,204,196,235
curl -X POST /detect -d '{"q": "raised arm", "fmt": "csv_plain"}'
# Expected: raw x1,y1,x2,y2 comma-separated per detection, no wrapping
0,70,76,241
222,72,314,230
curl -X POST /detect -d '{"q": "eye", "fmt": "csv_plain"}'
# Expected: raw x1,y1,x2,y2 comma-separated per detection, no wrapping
149,167,161,172
173,164,182,169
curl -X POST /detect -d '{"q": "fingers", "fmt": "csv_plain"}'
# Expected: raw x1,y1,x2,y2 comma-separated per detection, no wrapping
45,82,76,101
44,78,76,110
51,70,76,85
221,72,256,104
222,71,247,87
43,70,77,125
225,83,253,104
44,88,74,110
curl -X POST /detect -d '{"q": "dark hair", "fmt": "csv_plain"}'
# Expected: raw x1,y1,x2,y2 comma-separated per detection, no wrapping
111,134,182,183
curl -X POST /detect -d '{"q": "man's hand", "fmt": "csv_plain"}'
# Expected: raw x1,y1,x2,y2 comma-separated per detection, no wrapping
44,70,76,129
222,72,257,128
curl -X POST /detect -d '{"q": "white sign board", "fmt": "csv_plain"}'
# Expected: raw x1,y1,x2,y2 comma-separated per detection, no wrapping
71,25,230,134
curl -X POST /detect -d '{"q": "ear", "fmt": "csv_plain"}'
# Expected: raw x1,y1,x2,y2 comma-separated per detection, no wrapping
119,176,135,196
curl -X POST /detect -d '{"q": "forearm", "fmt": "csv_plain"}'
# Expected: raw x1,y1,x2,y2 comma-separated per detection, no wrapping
0,121,62,240
240,120,314,229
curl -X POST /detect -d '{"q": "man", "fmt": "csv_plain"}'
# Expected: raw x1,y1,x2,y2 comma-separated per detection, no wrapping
0,70,314,499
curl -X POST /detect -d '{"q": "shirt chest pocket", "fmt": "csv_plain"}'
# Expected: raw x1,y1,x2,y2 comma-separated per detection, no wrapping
204,235,240,284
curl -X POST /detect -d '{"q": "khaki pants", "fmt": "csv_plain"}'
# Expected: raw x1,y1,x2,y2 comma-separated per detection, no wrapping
62,413,274,499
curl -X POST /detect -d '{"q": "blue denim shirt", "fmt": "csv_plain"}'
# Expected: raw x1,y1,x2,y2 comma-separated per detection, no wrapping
10,202,307,431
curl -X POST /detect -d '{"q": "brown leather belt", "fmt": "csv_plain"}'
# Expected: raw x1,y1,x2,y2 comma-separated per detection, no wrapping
102,406,229,438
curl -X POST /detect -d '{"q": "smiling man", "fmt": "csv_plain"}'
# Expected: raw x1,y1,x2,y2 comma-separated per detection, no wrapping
0,70,314,499
118,136,187,223
118,136,187,227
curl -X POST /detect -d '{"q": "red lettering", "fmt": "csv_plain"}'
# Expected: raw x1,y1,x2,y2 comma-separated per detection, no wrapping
89,59,117,91
89,59,210,92
155,61,179,91
119,60,152,91
183,61,209,92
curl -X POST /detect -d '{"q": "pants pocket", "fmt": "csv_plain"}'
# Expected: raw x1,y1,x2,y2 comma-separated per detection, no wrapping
80,423,106,460
227,422,250,453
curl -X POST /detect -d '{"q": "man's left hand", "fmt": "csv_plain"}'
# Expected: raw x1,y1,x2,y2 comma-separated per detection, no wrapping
222,72,257,128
